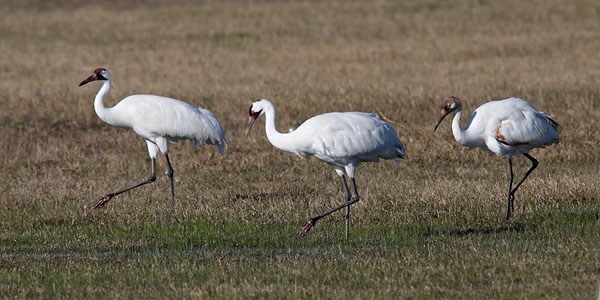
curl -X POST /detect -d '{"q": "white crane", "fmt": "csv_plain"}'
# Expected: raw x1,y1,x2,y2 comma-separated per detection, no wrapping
79,68,227,209
434,96,561,221
245,99,406,238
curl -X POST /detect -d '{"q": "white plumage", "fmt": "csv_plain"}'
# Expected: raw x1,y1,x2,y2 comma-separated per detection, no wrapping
79,68,227,209
434,96,560,221
281,112,404,170
106,94,226,155
245,99,405,238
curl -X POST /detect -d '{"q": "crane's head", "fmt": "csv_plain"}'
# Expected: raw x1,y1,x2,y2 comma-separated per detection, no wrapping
434,96,462,131
79,68,112,86
245,99,270,137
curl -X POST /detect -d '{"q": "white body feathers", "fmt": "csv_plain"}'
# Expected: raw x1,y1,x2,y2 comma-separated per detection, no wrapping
92,73,227,159
250,99,405,178
452,97,560,158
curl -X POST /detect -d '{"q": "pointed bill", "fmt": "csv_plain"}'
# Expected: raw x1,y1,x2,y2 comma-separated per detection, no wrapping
245,117,255,138
79,75,96,86
434,109,449,132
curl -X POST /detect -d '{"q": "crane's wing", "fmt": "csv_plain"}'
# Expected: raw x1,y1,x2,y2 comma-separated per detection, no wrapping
116,95,227,153
494,110,560,147
297,112,405,160
192,107,227,154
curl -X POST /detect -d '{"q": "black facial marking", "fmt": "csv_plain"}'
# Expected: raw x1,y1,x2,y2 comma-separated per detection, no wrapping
248,105,262,120
95,71,107,80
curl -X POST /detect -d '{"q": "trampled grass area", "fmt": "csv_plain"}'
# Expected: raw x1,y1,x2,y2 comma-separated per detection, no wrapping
1,0,600,298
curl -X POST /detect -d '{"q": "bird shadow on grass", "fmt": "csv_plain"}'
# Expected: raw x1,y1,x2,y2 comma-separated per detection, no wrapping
411,219,531,240
228,189,315,202
431,208,600,238
230,192,286,201
445,223,527,237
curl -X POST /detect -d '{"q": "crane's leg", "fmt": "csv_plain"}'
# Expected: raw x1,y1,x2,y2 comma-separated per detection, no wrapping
343,176,351,240
297,176,359,238
164,154,175,210
93,158,157,208
346,177,360,239
506,153,538,221
510,153,538,196
505,157,514,222
350,177,359,201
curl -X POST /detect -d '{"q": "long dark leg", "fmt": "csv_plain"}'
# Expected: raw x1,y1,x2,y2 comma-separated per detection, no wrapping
341,176,351,201
505,153,538,222
505,157,514,222
510,153,538,195
343,176,351,239
297,176,359,238
93,158,157,208
165,154,175,210
351,177,359,200
347,177,360,239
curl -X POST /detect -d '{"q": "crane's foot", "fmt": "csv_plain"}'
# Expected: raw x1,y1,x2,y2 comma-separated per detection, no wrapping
93,194,114,208
297,218,317,238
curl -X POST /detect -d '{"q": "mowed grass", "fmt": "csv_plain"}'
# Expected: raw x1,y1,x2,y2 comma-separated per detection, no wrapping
1,0,600,298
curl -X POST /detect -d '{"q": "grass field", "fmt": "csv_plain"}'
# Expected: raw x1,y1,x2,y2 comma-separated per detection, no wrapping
1,0,600,298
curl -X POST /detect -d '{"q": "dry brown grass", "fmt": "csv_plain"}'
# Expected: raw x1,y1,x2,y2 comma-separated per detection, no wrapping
1,0,599,299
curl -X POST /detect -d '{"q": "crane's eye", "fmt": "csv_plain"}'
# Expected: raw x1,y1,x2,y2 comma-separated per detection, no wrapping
96,71,106,80
444,102,456,111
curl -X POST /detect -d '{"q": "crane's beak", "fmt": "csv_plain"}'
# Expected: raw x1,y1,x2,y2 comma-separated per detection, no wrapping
245,109,262,138
244,117,255,138
79,75,96,86
434,109,449,132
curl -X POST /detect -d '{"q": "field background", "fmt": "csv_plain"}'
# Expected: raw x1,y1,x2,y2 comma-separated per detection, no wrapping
1,0,599,298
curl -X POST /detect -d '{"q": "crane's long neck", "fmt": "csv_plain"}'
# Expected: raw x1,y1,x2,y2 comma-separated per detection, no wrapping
263,105,298,153
451,109,469,146
93,80,117,126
